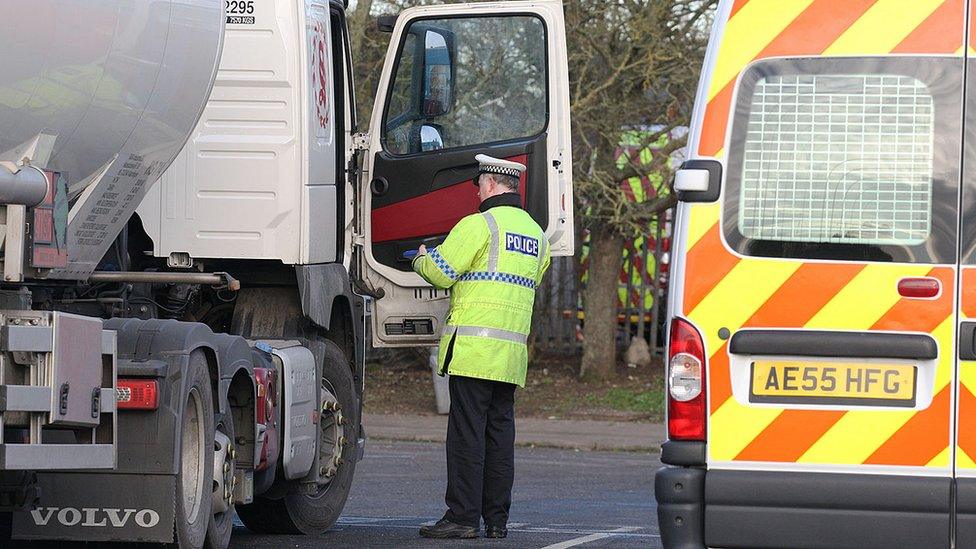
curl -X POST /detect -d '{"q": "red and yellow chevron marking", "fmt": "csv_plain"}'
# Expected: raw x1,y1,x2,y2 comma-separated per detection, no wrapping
892,0,965,54
963,268,976,318
961,4,976,471
685,0,966,468
957,385,976,467
734,268,955,465
957,265,976,470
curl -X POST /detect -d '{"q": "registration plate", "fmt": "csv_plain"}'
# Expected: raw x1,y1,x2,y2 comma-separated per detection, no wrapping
749,361,917,407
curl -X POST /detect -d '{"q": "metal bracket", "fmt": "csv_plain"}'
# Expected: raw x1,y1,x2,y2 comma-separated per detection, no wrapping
0,133,57,169
166,252,195,269
3,205,26,282
351,132,370,151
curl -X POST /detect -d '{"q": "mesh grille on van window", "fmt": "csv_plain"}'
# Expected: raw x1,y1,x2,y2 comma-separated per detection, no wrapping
739,74,934,245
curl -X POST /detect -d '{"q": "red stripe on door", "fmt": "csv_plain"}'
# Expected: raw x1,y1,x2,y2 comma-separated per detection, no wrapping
371,155,527,244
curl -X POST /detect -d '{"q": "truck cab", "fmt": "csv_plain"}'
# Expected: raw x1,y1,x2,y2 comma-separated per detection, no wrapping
135,0,574,347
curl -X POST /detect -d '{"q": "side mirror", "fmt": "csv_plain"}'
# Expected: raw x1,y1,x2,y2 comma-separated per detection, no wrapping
674,159,722,203
421,29,454,118
420,124,444,151
377,14,398,33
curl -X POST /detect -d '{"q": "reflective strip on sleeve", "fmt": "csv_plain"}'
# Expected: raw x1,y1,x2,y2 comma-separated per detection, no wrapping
483,211,500,272
428,248,459,281
457,271,537,289
455,325,528,345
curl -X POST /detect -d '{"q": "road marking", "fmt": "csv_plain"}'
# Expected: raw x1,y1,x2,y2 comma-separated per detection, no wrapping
331,518,657,539
329,523,657,538
536,527,642,548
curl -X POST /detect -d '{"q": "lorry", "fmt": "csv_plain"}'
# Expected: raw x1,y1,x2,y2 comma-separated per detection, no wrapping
657,0,976,548
0,0,573,546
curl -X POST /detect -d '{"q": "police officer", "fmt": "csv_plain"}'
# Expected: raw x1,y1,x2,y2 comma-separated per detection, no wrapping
413,154,550,540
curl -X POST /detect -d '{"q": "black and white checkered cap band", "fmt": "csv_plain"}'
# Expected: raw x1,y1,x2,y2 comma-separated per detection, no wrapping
479,165,522,177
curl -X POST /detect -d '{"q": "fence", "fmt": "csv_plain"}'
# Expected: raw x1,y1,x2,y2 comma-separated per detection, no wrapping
530,255,581,356
531,207,674,360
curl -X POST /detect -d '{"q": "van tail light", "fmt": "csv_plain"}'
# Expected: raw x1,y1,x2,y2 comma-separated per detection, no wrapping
116,379,158,410
668,318,706,441
897,277,940,299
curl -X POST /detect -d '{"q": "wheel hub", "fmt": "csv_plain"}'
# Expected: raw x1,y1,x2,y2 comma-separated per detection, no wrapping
319,387,346,482
212,429,235,514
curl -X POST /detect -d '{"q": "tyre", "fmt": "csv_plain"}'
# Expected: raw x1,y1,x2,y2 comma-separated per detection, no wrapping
236,339,360,535
205,410,236,549
174,350,216,548
0,511,10,542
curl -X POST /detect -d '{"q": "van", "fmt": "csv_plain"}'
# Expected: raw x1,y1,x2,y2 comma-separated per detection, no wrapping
656,1,976,548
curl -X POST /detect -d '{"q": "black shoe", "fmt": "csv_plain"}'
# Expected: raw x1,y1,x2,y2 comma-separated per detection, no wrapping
484,525,508,539
419,518,479,539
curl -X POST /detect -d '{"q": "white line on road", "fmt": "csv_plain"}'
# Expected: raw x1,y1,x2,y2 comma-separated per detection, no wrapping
332,518,657,539
538,527,642,549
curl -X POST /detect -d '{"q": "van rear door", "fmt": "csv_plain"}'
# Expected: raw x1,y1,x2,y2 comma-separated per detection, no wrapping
954,3,976,544
357,1,573,347
671,1,966,547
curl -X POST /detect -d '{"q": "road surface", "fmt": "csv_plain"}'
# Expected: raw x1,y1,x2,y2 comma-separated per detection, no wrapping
232,439,663,548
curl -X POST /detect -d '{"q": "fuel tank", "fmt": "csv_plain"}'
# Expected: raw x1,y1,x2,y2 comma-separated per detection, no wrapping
0,0,224,278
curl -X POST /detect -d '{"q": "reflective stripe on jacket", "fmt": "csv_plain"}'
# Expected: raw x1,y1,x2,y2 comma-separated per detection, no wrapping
412,197,550,387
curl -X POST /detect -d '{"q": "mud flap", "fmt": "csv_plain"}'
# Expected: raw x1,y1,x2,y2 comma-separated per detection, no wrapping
11,473,176,543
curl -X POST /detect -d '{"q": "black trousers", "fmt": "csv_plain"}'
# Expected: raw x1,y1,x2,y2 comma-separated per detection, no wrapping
443,375,517,528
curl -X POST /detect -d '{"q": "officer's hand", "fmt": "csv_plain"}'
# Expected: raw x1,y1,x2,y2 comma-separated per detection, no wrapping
417,245,428,256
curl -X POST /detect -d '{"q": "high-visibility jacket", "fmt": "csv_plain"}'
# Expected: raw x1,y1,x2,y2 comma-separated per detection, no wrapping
413,195,550,387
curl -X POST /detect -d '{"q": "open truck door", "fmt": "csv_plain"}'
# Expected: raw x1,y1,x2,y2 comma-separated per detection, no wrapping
357,1,573,347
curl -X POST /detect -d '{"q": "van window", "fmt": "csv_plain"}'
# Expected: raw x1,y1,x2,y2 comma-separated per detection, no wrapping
723,58,962,263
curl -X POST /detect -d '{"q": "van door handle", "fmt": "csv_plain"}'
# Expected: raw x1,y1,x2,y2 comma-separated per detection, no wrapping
960,321,976,360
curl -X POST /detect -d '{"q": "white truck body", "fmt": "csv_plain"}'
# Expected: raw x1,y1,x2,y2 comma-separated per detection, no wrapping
138,0,351,266
0,0,573,546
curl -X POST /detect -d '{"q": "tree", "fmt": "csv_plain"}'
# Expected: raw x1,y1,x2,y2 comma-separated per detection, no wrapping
569,0,715,380
347,0,392,125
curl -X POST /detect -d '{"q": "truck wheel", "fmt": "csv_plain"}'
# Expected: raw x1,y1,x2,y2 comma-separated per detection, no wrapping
174,350,216,549
237,339,359,535
206,411,235,549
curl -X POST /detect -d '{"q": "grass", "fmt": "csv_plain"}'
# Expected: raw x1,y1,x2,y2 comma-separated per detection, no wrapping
365,349,667,422
585,377,666,420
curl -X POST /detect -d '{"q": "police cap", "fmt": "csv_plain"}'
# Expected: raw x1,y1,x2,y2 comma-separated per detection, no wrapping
474,154,526,185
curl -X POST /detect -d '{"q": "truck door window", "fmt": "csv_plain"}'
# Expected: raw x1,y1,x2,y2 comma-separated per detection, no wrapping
723,57,962,263
387,33,418,138
383,15,547,155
